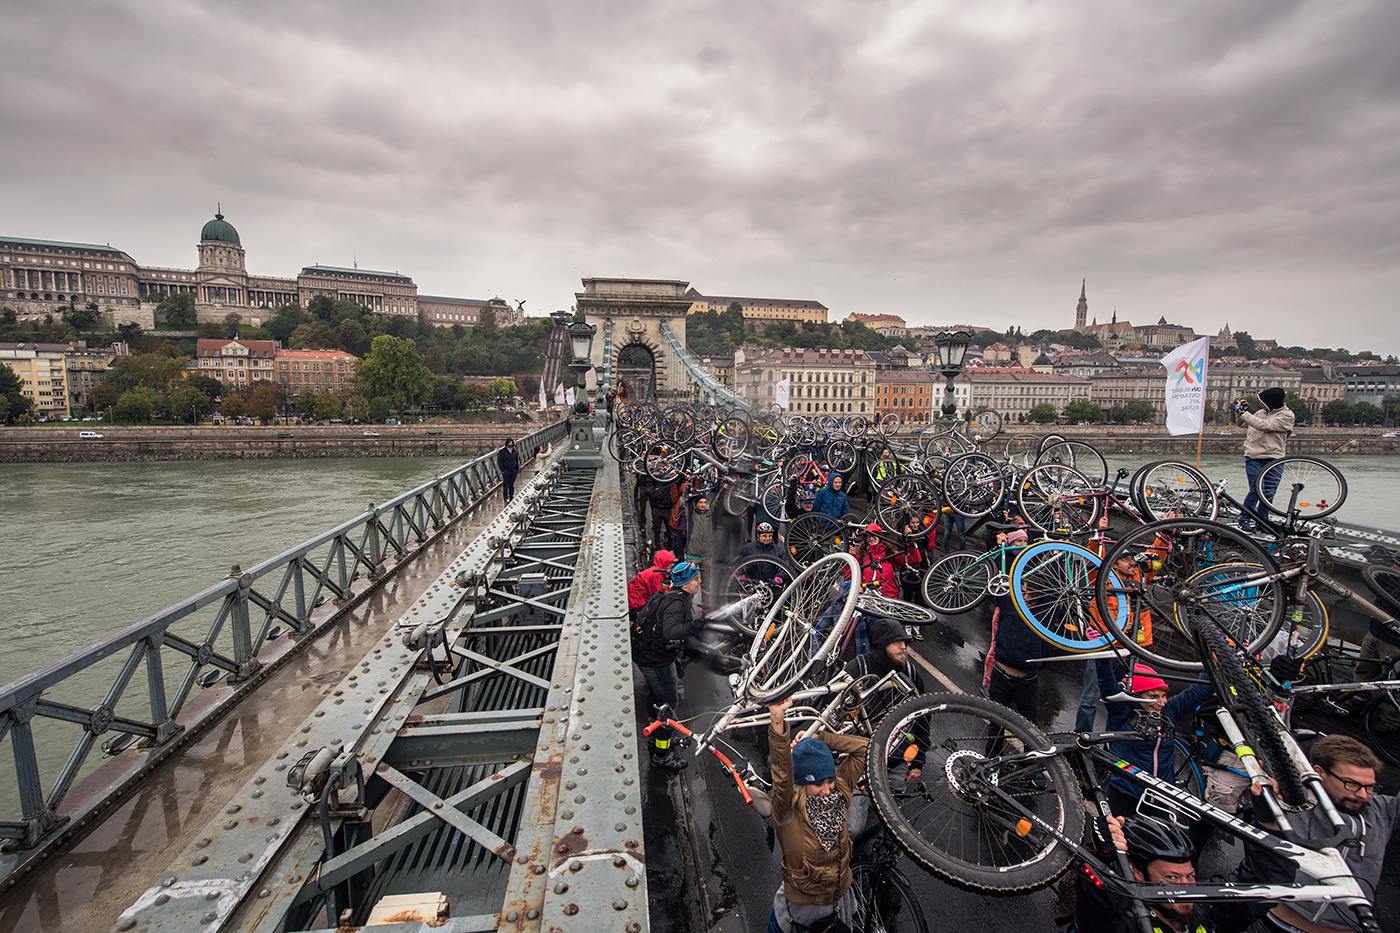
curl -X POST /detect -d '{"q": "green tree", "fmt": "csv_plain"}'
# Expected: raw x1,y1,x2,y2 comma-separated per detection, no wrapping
0,308,16,328
188,374,224,399
290,321,339,349
313,392,342,421
1028,402,1057,424
336,318,370,356
1352,401,1384,426
167,384,211,424
343,395,369,422
1322,399,1352,425
264,304,308,343
221,396,246,420
1383,394,1400,425
488,376,517,400
244,382,279,423
222,312,242,338
367,396,392,423
294,392,318,420
1063,399,1103,422
62,301,102,330
156,293,197,328
1284,392,1312,426
479,303,497,332
356,335,435,411
1124,399,1158,424
0,363,32,424
113,386,161,423
103,352,188,394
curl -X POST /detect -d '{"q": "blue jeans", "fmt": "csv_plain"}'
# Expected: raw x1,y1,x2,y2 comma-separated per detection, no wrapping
942,512,967,553
1239,457,1278,526
639,662,680,746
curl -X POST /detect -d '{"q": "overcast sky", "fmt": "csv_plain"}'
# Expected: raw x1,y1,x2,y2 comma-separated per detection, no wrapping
3,1,1398,352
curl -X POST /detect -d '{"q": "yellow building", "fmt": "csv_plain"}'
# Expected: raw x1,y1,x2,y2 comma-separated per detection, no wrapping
0,341,71,420
685,287,828,325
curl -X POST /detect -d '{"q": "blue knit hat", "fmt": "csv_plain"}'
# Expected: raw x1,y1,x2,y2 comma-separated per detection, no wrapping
670,561,701,587
791,737,836,785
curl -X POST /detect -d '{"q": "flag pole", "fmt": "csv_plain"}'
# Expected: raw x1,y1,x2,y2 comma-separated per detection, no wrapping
1195,425,1205,470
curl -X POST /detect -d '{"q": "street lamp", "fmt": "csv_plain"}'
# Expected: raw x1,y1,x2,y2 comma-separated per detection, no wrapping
932,329,972,419
566,318,597,413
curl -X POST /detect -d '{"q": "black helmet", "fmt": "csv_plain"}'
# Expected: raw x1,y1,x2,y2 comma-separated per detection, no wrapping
1122,817,1195,867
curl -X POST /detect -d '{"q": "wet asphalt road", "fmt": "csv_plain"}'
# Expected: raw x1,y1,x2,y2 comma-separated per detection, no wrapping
626,520,1400,932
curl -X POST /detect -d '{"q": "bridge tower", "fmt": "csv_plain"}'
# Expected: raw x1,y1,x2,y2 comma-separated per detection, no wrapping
575,277,693,400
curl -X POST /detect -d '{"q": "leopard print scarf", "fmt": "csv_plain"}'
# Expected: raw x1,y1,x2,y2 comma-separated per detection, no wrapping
804,792,847,852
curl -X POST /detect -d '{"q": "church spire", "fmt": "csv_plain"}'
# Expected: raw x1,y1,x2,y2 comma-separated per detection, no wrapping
1074,278,1088,332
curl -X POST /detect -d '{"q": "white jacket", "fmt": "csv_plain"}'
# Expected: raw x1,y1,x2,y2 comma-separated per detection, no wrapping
1239,406,1294,459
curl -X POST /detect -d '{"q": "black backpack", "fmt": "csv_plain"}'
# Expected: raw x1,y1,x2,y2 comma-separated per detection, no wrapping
648,482,675,510
631,589,681,648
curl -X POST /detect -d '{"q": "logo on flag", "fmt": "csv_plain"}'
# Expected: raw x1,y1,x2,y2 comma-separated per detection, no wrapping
1173,358,1205,384
1160,336,1211,437
774,378,791,410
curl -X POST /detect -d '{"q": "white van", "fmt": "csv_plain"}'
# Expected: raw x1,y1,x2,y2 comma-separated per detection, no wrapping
79,430,104,439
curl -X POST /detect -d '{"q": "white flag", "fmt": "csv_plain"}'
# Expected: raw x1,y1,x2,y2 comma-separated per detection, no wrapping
774,377,791,410
538,385,547,411
1160,336,1211,436
565,387,576,408
553,382,565,405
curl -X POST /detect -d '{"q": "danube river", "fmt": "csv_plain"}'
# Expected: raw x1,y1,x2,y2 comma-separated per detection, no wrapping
1,451,1399,820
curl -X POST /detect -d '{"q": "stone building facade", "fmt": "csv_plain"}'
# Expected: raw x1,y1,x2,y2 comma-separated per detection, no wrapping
0,342,72,419
195,338,278,389
274,349,359,396
874,368,935,423
2,211,517,330
65,341,130,412
965,369,1090,422
685,287,828,326
732,347,875,415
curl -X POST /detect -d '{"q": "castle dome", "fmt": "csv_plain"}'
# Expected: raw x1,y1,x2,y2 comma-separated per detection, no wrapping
200,210,241,245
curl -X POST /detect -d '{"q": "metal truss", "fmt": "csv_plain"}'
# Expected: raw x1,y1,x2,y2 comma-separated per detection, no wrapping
0,421,567,887
658,318,750,408
115,450,646,931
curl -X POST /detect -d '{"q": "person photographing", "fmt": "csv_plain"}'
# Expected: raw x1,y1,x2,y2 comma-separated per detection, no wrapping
1234,387,1295,531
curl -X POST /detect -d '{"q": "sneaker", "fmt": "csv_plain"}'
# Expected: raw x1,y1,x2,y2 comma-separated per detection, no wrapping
910,628,925,642
649,748,689,772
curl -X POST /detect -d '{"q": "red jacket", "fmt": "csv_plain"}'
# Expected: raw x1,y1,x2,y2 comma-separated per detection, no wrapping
859,543,900,598
628,550,677,610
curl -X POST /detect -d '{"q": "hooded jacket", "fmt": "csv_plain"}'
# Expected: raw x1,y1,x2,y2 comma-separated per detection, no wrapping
811,475,849,522
685,501,714,559
1097,664,1214,797
627,550,676,611
768,721,870,905
858,542,899,598
1239,405,1295,460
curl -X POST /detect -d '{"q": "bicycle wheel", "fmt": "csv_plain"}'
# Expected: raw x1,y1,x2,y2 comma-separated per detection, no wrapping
857,594,937,627
1171,738,1208,801
875,412,900,438
1036,433,1066,457
742,552,861,703
970,407,1002,442
785,512,848,566
851,863,930,933
876,474,940,537
867,693,1085,893
943,453,1004,518
1010,541,1121,653
1254,456,1347,520
827,439,859,474
1134,461,1219,523
760,476,791,524
1364,690,1400,767
1095,519,1284,673
921,551,992,614
712,416,750,459
1037,440,1108,487
1016,464,1102,536
720,556,797,633
1196,615,1309,808
1361,564,1400,619
644,441,683,482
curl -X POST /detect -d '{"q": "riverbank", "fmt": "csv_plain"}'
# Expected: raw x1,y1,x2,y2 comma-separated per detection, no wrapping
0,420,556,462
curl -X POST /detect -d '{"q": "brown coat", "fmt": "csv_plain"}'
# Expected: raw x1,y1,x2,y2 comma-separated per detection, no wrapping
768,722,870,906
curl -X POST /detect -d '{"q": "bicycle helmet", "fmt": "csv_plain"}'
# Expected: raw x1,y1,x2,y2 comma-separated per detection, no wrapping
756,522,775,534
1121,817,1195,867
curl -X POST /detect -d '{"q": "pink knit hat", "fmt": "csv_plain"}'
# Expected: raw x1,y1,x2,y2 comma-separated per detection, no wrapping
1130,664,1168,694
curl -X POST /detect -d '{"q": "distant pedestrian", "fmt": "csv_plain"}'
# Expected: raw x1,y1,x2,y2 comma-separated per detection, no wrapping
1235,387,1294,529
940,505,967,553
496,438,520,503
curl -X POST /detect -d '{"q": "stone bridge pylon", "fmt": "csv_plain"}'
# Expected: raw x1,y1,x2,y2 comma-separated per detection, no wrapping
576,277,693,401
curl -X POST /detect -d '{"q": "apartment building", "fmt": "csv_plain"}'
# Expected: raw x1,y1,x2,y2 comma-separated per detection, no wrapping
732,347,875,414
0,342,71,419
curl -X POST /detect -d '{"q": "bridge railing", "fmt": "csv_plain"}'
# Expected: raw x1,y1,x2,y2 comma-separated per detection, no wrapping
0,420,568,857
658,319,751,408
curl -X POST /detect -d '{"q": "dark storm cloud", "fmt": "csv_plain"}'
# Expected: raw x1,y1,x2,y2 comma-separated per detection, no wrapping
1,0,1397,350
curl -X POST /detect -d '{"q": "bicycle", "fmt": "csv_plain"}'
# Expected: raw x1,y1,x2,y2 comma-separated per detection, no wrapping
849,822,930,933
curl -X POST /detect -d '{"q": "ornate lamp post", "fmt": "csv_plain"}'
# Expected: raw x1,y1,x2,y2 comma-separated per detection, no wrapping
932,329,972,420
564,317,603,465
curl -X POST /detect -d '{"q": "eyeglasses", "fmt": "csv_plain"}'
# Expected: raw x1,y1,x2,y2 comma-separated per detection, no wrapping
1318,765,1379,794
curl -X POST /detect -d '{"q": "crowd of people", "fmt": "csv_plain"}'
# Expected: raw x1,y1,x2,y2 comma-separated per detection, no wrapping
611,387,1395,933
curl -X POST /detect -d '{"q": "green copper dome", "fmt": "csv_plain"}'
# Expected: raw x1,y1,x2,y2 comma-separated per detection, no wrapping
200,211,241,245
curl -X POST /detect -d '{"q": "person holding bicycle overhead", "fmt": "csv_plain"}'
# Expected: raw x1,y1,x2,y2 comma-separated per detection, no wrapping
1235,387,1294,531
1238,735,1397,933
1072,816,1245,933
766,696,870,933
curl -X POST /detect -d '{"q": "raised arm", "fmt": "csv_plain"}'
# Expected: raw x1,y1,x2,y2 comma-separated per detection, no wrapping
768,698,795,823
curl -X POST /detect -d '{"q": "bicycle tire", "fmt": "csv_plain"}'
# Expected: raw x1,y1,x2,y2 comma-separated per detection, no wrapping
1174,562,1329,663
856,594,937,626
1037,440,1108,488
971,407,1003,442
1171,738,1208,801
1016,464,1102,536
943,452,1005,518
720,555,797,633
1363,690,1400,767
867,692,1085,894
742,552,861,704
1010,541,1122,653
1094,519,1284,673
921,550,992,614
1134,461,1219,524
785,511,848,567
1253,456,1347,520
1361,564,1400,619
851,862,930,933
1196,616,1310,808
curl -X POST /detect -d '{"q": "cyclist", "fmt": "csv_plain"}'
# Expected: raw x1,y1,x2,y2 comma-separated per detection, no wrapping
737,521,786,564
765,696,871,933
982,593,1046,726
1239,735,1396,933
1072,816,1242,933
812,473,849,523
1234,387,1294,531
1096,663,1214,818
872,447,901,486
855,524,900,598
632,561,704,773
844,617,927,780
626,549,676,625
939,503,967,553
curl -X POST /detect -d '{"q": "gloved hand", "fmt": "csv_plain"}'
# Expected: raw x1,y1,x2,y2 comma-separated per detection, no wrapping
1269,654,1306,684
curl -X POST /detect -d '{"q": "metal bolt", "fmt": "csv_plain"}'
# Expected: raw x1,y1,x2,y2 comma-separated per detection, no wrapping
202,911,218,924
613,899,629,910
553,881,569,894
626,874,641,888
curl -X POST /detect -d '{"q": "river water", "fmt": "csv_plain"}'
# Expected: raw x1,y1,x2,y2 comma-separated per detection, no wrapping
1,452,1398,820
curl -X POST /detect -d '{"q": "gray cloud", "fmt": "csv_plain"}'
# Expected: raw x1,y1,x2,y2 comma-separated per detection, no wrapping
1,0,1397,351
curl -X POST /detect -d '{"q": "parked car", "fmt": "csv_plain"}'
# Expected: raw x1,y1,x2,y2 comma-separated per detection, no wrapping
425,430,443,437
363,430,381,437
79,430,103,439
275,432,294,439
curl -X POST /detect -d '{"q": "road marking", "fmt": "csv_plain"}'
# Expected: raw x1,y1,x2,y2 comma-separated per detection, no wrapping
911,649,966,694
